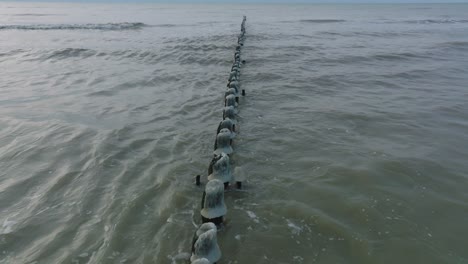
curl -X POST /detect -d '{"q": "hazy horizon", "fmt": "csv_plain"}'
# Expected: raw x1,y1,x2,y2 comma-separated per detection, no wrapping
1,0,468,4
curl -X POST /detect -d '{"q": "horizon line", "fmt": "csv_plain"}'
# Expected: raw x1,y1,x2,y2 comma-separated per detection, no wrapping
2,0,468,4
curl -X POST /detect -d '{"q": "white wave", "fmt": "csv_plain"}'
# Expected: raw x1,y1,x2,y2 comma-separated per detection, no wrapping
0,22,146,31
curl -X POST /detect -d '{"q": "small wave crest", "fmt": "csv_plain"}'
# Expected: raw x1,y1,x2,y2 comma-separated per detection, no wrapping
146,23,196,28
11,13,61,17
299,19,346,23
318,30,408,38
0,22,147,31
404,19,468,24
439,41,468,50
42,48,97,60
282,19,346,24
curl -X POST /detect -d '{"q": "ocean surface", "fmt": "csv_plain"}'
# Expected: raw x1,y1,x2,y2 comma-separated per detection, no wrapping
1,2,468,264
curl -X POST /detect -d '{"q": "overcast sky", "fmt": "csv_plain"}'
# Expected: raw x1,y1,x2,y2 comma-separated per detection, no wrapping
3,0,468,3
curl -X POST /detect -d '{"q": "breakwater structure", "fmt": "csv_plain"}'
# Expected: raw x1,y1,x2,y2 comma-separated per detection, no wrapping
190,16,247,264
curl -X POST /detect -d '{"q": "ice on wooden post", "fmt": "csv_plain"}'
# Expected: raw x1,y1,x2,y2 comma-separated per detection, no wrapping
191,223,217,256
229,81,239,90
225,95,237,110
190,223,221,263
225,88,240,104
191,258,211,264
208,153,233,187
223,106,236,119
229,75,238,82
217,118,236,139
196,222,217,236
225,88,239,98
214,128,233,155
228,81,239,94
231,65,240,73
229,70,238,80
201,179,227,226
238,36,244,45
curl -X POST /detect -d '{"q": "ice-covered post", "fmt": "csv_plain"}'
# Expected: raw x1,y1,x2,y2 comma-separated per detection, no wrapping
225,94,237,108
214,129,233,155
201,179,227,226
208,153,233,189
191,223,221,263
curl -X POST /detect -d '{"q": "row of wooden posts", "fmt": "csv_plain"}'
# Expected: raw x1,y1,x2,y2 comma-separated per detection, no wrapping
190,16,247,264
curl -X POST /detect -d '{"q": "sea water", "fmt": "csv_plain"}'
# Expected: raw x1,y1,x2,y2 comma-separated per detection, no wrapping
1,2,468,263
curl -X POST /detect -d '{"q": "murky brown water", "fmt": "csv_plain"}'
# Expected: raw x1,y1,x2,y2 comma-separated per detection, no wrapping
1,3,468,263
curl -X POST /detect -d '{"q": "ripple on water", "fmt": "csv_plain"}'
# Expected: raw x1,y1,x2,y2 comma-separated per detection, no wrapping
1,3,468,264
